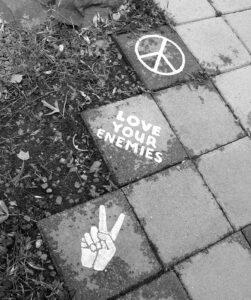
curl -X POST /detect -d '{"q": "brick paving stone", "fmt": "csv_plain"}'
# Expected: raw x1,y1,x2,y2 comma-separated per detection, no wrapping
82,94,186,186
242,225,251,246
197,137,251,229
114,26,201,91
38,191,161,300
209,0,251,14
123,161,231,268
154,82,243,156
176,17,251,74
175,232,251,300
225,10,251,53
214,65,251,134
120,272,189,300
161,0,216,25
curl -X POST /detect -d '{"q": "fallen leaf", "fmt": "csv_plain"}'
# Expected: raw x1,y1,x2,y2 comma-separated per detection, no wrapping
89,161,101,173
17,150,30,161
0,200,9,224
55,196,62,205
42,100,60,115
23,215,31,222
10,74,23,83
112,12,121,21
58,44,64,52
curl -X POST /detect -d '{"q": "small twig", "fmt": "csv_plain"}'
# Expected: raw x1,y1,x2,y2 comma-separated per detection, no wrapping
62,90,69,118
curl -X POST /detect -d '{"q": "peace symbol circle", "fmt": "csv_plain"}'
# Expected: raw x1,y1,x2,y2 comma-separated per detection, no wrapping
135,34,186,76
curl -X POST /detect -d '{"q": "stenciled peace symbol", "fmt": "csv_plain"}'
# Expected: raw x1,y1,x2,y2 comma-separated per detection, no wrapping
135,34,185,76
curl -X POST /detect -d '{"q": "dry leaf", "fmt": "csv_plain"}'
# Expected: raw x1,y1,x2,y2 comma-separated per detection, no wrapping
0,200,9,224
10,74,23,83
17,150,30,161
42,100,60,115
89,161,101,173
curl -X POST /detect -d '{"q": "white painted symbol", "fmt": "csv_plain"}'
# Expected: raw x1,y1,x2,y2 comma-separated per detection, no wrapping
135,34,185,76
81,205,125,271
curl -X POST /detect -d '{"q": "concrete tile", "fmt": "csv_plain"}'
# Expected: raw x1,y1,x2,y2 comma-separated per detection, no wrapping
177,17,251,74
123,161,231,267
120,272,189,300
164,0,216,25
82,94,186,186
176,232,251,300
242,225,251,246
154,82,243,156
225,10,251,53
197,137,251,229
209,0,251,14
114,26,202,91
38,190,161,300
1,0,47,29
215,65,251,133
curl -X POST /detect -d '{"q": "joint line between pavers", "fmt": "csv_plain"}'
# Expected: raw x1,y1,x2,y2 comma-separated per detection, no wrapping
120,188,165,269
171,229,235,269
212,78,249,135
241,229,251,249
223,16,251,55
174,15,216,27
107,269,164,300
172,268,193,300
191,159,235,231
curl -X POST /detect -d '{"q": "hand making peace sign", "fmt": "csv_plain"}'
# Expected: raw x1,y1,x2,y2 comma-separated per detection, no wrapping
81,205,125,271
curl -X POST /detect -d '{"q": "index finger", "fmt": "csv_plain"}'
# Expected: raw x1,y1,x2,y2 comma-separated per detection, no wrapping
110,213,125,241
98,205,107,233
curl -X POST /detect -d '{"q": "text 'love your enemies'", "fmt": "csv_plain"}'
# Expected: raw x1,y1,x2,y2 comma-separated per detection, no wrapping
96,111,163,163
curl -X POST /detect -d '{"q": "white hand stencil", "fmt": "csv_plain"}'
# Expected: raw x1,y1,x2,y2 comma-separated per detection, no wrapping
81,205,125,271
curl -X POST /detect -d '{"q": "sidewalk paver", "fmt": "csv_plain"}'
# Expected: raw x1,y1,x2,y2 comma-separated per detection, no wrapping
154,82,243,156
214,65,251,134
114,26,201,91
175,232,251,300
176,17,251,74
0,0,47,29
38,191,161,300
123,161,231,268
82,94,186,186
162,0,215,25
197,137,251,229
209,0,251,14
120,272,189,300
225,10,251,53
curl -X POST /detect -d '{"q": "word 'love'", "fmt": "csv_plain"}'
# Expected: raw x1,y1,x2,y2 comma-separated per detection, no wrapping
97,111,163,163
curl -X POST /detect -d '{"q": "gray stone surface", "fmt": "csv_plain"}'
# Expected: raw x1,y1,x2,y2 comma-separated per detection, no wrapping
123,161,232,268
209,0,251,14
176,232,251,300
0,0,47,29
214,65,251,134
160,0,216,25
225,10,251,53
120,271,189,300
177,17,251,74
242,225,251,246
82,94,186,186
154,82,243,156
38,190,161,300
114,26,202,91
197,137,251,229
